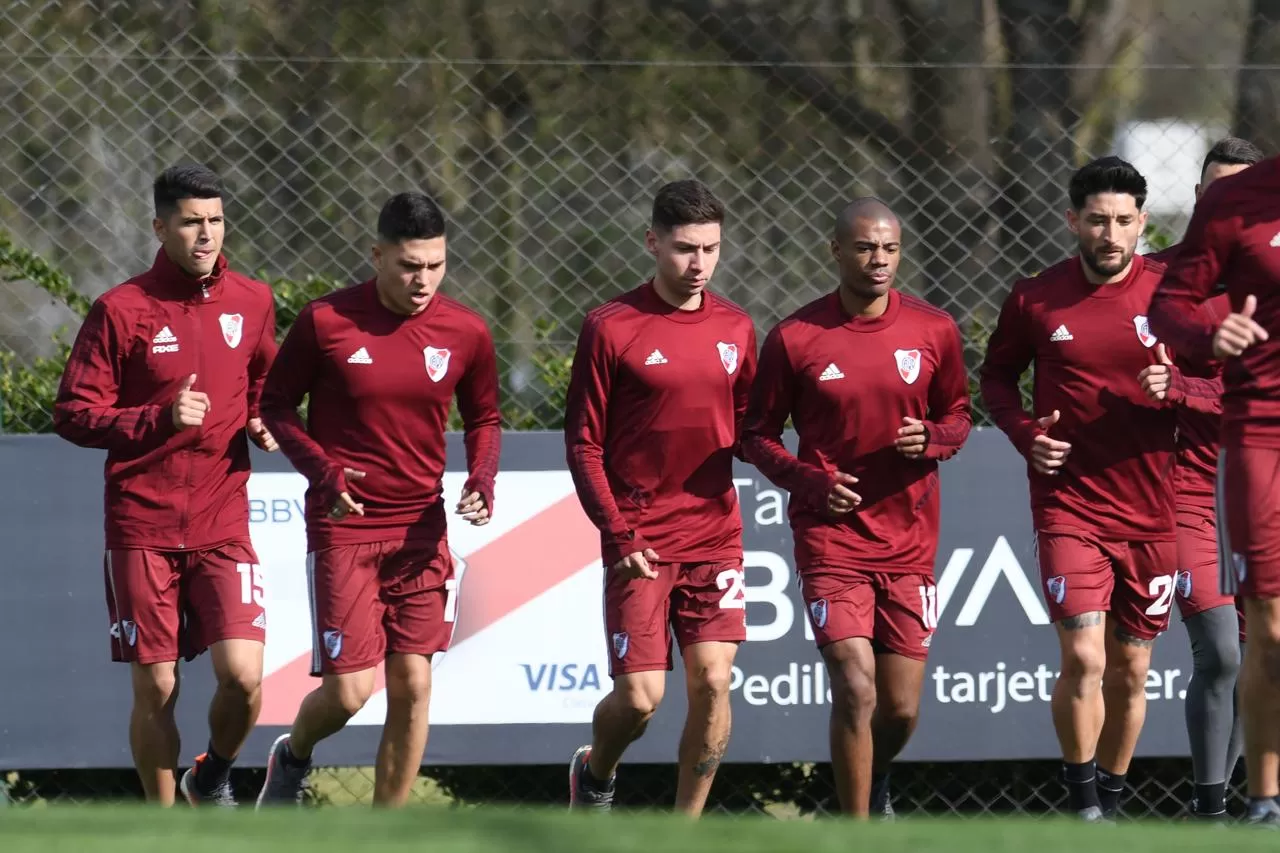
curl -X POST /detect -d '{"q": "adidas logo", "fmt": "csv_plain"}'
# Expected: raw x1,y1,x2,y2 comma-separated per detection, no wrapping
252,611,266,630
151,325,179,354
819,363,844,381
1271,231,1280,248
347,346,373,364
1050,324,1073,342
644,349,668,366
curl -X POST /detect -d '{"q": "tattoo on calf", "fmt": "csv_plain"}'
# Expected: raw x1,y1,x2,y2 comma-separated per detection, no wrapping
693,734,731,778
1059,612,1103,630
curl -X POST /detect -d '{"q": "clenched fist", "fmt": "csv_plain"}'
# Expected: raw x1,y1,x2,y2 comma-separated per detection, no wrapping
172,374,210,430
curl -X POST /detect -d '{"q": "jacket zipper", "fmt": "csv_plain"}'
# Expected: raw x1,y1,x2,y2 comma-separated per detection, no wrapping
177,297,204,548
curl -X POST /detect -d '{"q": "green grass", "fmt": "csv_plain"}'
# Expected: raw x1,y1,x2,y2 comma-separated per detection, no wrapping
0,806,1270,853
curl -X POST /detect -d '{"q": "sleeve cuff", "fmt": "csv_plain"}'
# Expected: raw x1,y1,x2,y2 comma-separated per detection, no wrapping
602,530,651,569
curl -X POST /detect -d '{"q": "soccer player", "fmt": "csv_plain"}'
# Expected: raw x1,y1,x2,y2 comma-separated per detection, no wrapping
742,198,971,819
980,157,1179,821
254,192,500,808
1147,152,1280,826
565,179,757,816
52,164,278,806
1139,136,1262,819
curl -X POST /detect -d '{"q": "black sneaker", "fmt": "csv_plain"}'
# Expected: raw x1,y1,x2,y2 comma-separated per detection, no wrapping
255,734,311,809
870,777,895,821
568,745,614,812
179,755,236,807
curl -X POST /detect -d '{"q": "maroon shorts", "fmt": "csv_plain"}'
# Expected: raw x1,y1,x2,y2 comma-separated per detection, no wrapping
798,567,937,661
1217,445,1280,600
1035,531,1176,640
307,539,456,676
103,541,265,665
603,560,747,676
1175,505,1233,618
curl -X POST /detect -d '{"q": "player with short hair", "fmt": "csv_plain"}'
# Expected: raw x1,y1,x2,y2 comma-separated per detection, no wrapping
1139,136,1263,819
53,163,279,806
254,192,500,808
742,198,971,819
1148,151,1280,826
565,179,757,816
980,156,1179,821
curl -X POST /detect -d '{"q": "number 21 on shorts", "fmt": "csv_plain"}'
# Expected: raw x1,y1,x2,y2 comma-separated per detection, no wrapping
717,567,746,609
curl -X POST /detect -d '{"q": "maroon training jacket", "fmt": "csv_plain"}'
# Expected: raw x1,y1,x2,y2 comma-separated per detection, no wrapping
54,248,276,551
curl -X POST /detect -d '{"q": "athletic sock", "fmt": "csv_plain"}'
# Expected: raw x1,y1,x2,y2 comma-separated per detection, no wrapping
280,740,311,769
1062,760,1101,813
1193,781,1227,816
870,771,891,810
1096,767,1126,816
196,742,234,791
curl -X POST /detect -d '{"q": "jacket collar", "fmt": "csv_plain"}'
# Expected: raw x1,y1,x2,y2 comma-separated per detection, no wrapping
146,247,227,302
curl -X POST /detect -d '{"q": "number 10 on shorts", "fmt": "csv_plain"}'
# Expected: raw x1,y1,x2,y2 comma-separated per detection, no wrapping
918,584,938,631
236,563,265,606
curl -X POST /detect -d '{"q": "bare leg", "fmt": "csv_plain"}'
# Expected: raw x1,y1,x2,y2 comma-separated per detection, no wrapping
374,653,433,807
129,661,181,805
587,671,666,782
822,638,877,819
673,641,738,817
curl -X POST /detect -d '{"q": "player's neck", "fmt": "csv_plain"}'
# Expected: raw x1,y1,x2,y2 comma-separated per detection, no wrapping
838,284,889,318
1079,256,1134,286
651,276,703,311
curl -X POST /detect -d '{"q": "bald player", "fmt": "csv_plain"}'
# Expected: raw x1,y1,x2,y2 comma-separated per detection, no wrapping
743,198,971,818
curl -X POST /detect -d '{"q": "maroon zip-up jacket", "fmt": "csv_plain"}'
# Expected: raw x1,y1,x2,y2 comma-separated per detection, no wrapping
54,248,276,551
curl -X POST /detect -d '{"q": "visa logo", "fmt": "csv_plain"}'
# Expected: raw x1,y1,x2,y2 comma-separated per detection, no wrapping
521,663,602,692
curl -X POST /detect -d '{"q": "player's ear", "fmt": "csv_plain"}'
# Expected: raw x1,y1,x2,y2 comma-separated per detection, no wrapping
1138,209,1149,230
644,228,659,258
1064,207,1079,236
829,239,841,263
152,217,166,243
370,242,383,272
1194,182,1203,201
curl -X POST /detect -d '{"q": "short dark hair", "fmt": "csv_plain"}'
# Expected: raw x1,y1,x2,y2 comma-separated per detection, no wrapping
1201,136,1264,180
1067,156,1148,211
651,180,725,233
376,192,447,243
153,164,223,218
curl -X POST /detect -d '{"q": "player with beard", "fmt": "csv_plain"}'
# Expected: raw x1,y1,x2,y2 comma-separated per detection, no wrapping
980,157,1179,821
1139,136,1263,819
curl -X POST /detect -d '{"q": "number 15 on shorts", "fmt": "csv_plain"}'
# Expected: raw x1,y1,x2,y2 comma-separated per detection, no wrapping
236,562,265,606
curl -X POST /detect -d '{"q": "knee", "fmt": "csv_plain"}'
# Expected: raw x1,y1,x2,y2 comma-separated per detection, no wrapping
686,663,733,706
327,675,375,718
614,677,664,723
875,692,919,732
1196,632,1243,679
215,661,263,698
1059,643,1106,687
830,663,877,722
386,664,432,708
132,665,179,711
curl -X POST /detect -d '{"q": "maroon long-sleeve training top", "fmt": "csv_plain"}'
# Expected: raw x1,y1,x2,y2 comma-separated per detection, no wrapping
260,281,501,552
54,248,277,550
980,254,1178,540
563,280,757,568
742,289,972,575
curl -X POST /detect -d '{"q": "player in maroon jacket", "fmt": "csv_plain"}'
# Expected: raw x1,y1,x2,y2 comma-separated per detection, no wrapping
564,180,757,816
254,192,500,809
1148,152,1280,826
981,157,1182,821
1139,136,1262,820
53,164,278,806
742,198,971,819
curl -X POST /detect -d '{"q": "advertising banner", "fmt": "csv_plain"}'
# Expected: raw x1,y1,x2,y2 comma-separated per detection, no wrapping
0,432,1200,768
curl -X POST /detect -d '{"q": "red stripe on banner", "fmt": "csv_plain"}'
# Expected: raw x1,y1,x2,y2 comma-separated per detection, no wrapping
259,494,599,724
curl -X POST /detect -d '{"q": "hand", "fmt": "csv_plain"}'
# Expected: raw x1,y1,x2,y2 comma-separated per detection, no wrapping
1213,294,1269,358
1137,344,1174,402
456,488,490,526
328,468,366,521
827,472,862,515
895,417,929,459
1030,409,1071,476
171,373,210,430
613,548,660,580
246,417,278,452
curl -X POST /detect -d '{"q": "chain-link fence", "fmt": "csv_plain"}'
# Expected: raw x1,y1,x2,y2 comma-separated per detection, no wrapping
0,0,1274,819
1,759,1250,818
4,1,1279,433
